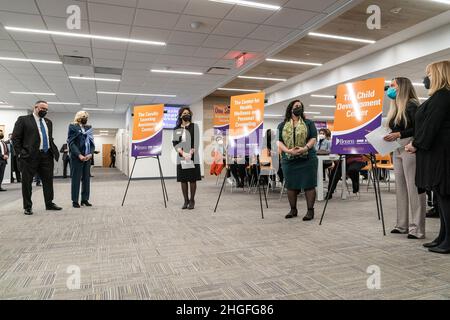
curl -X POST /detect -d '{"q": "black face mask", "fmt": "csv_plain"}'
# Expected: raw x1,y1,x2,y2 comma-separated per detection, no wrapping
182,114,192,122
292,106,303,117
38,110,47,118
80,118,88,125
423,76,431,90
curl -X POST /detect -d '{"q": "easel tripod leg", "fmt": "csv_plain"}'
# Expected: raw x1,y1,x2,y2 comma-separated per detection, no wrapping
320,156,342,225
121,157,137,206
214,168,228,213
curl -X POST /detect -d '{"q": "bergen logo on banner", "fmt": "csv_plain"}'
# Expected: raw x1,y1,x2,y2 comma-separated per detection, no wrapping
132,104,164,157
331,78,385,155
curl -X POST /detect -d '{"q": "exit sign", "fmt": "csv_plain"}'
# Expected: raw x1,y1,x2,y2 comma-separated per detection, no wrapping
235,53,246,68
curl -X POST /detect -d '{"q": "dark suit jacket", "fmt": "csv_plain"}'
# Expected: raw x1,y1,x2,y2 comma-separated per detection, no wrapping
12,114,60,161
0,140,8,164
60,143,69,161
67,124,95,160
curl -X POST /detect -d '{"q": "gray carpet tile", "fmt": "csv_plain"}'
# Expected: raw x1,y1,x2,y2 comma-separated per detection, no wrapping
0,168,448,300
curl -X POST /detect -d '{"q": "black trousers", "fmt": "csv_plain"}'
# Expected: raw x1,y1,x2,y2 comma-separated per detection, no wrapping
62,157,70,178
229,163,246,185
328,162,366,194
20,152,54,209
10,156,21,182
0,159,6,187
109,157,116,168
435,191,450,248
71,158,91,203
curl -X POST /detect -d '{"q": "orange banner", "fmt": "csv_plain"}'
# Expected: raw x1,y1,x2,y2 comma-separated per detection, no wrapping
132,104,164,157
229,92,264,139
213,104,230,129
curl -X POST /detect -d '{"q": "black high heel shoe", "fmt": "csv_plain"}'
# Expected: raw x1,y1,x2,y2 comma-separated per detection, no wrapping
285,209,298,219
182,200,189,210
303,209,314,221
188,200,195,210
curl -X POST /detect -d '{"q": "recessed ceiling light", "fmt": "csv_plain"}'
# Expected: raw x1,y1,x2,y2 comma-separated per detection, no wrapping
217,88,260,92
5,26,166,46
208,0,281,11
238,75,287,81
0,56,62,64
83,108,114,111
97,91,176,97
69,76,120,82
311,94,335,99
10,91,55,95
47,102,81,105
308,32,376,44
310,104,336,108
151,69,203,75
0,105,14,108
266,58,322,66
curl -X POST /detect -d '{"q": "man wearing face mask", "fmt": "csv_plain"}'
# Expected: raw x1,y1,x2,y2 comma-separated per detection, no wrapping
12,100,61,215
0,129,8,191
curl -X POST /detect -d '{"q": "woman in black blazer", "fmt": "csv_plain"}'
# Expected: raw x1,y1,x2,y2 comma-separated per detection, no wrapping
68,111,95,208
406,60,450,254
172,107,201,210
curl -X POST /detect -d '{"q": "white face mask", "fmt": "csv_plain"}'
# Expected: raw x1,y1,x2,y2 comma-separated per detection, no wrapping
318,134,325,140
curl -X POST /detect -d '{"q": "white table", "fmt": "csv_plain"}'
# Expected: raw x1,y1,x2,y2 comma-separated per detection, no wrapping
317,154,347,201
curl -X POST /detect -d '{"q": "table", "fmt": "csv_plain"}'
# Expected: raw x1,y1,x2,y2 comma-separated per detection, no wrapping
317,154,347,201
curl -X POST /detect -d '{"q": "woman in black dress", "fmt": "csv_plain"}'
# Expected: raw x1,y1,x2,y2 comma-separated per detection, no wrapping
405,60,450,254
172,107,201,210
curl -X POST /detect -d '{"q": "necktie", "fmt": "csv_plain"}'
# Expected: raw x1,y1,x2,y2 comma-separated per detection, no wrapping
39,118,49,152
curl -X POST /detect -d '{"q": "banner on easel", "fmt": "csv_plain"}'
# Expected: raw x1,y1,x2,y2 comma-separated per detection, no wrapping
213,104,230,135
331,78,385,154
228,92,264,157
132,104,164,157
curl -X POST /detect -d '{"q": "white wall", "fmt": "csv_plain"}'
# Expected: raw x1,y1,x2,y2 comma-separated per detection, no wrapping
0,109,29,184
125,101,204,179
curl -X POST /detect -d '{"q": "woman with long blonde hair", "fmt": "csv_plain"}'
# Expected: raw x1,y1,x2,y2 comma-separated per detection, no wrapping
384,77,426,239
405,60,450,253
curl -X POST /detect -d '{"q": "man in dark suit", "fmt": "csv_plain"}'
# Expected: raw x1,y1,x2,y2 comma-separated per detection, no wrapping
0,129,8,191
7,133,21,183
12,100,62,215
60,143,70,178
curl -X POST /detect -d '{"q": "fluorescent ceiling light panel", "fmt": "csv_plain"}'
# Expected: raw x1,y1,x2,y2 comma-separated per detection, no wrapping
0,56,61,64
310,104,335,108
10,91,55,95
217,88,260,92
69,76,120,82
208,0,280,10
97,91,176,97
5,26,166,46
304,111,321,115
430,0,450,4
238,75,286,82
83,108,114,111
151,69,203,75
0,105,14,108
265,58,322,66
308,32,375,44
311,94,334,99
313,116,334,119
47,102,81,105
265,114,283,117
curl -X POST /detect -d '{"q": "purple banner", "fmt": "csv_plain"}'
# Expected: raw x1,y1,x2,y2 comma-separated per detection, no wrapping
132,130,163,157
314,121,327,130
227,123,263,157
331,115,381,154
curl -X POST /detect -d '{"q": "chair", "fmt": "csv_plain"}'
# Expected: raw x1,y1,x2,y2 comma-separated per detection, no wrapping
374,154,394,191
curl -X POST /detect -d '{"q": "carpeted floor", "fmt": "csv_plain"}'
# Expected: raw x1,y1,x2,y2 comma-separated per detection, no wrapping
0,168,448,300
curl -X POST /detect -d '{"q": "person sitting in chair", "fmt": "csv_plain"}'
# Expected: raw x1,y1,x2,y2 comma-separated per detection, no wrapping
326,154,367,199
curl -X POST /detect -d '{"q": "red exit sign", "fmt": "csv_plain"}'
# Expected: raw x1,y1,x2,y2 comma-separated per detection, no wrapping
235,53,246,68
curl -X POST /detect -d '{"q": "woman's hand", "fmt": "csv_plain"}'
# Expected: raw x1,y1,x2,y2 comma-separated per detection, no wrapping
79,154,86,161
405,142,417,154
384,132,401,142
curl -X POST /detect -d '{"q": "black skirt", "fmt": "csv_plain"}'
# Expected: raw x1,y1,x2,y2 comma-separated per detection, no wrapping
177,164,201,182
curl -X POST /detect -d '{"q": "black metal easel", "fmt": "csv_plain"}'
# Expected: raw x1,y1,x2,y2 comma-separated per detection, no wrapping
121,155,168,207
319,153,386,235
213,164,268,219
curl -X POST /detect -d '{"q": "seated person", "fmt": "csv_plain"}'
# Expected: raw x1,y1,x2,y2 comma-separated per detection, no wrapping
327,154,367,199
227,155,247,188
315,129,331,154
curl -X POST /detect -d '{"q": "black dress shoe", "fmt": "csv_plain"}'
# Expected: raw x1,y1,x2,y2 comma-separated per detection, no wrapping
24,208,33,215
426,208,439,218
428,246,450,254
285,209,298,219
46,203,62,210
73,202,80,208
407,234,420,239
391,229,406,234
81,200,92,207
423,241,440,248
188,200,195,210
182,201,189,209
0,188,6,192
303,209,315,221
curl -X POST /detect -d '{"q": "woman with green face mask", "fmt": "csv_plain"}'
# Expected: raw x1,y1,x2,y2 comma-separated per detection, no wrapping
277,100,318,221
384,77,426,239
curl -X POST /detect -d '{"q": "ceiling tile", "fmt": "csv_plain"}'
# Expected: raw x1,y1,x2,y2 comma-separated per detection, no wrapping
93,58,124,69
0,0,39,14
88,2,135,25
0,40,21,52
264,8,318,28
193,47,228,59
202,35,241,49
87,0,137,7
130,26,172,43
284,0,339,12
125,51,157,63
138,0,189,13
224,5,274,24
93,48,126,60
162,44,197,57
233,39,274,52
36,0,88,18
16,41,58,55
168,31,208,46
134,8,179,29
248,25,293,41
174,15,221,34
212,20,258,37
183,0,233,19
